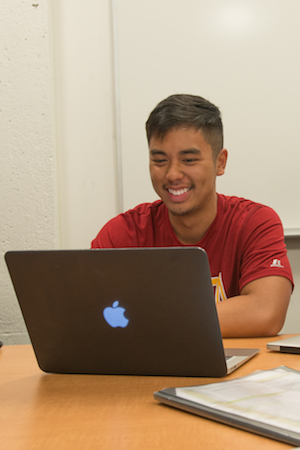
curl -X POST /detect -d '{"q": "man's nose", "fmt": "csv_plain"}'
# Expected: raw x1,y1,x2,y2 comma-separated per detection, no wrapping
166,161,184,181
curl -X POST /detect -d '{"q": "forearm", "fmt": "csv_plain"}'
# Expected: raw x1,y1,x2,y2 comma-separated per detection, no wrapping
216,276,292,338
216,295,281,337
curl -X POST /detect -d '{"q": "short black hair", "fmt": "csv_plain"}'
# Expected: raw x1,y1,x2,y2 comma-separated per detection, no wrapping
146,94,223,158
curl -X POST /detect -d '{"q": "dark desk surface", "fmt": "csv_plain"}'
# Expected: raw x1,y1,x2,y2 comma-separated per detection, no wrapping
1,335,300,449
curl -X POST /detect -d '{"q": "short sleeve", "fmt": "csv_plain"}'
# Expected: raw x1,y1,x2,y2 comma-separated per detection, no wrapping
238,205,293,291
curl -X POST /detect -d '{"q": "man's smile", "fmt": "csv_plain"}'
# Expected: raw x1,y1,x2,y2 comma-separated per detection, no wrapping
167,187,191,196
165,186,193,204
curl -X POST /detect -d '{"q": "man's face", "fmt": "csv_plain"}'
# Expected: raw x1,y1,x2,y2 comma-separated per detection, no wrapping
149,127,227,218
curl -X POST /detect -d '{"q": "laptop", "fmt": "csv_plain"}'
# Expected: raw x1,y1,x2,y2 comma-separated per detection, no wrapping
5,247,259,376
267,335,300,354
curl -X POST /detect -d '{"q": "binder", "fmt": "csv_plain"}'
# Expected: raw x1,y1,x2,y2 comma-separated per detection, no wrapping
154,366,300,446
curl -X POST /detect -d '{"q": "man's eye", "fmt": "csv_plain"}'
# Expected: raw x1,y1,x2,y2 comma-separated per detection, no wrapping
183,158,198,163
153,159,167,164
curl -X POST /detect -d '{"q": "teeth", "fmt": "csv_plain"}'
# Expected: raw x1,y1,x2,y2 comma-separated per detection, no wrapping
168,188,190,196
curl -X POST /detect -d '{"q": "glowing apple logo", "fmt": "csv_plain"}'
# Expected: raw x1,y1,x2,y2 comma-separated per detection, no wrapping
103,300,129,328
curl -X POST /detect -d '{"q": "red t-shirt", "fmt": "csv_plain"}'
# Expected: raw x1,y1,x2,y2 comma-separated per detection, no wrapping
91,194,293,301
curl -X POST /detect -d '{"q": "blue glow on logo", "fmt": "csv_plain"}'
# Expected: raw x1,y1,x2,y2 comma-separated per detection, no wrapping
103,300,129,328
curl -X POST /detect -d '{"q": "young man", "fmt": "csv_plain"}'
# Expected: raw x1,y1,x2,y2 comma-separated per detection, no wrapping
92,94,293,337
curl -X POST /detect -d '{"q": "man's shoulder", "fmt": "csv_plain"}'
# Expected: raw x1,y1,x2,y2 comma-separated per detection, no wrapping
217,194,282,228
218,194,275,215
121,200,166,220
91,200,167,248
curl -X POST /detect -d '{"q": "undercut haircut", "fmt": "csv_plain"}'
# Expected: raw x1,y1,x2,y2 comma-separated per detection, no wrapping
145,94,223,158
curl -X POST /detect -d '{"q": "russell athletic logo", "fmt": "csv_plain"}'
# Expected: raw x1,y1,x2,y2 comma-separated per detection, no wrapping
270,259,284,268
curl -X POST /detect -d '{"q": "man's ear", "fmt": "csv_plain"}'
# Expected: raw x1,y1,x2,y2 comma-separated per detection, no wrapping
216,149,228,176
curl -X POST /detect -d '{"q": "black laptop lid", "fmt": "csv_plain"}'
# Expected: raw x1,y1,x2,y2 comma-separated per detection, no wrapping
5,247,227,376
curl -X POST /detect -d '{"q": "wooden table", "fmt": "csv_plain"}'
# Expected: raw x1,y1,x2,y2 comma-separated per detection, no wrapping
1,336,300,449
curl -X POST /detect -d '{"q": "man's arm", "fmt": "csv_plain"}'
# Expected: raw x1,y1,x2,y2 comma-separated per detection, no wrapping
216,276,293,338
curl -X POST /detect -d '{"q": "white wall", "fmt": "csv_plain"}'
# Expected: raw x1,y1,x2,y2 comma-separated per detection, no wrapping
116,0,300,233
0,0,299,344
1,0,58,343
52,0,119,249
0,0,118,344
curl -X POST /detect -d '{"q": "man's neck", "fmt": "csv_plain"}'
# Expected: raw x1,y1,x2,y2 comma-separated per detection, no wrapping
168,196,218,245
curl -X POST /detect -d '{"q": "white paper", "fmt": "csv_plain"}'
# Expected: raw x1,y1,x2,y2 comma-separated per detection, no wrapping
176,366,300,434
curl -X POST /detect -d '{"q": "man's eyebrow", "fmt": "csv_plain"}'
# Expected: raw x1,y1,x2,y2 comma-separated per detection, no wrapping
150,149,166,156
150,148,201,155
179,148,201,155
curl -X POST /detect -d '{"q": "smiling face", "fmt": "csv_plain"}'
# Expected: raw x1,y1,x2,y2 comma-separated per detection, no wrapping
149,127,227,221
